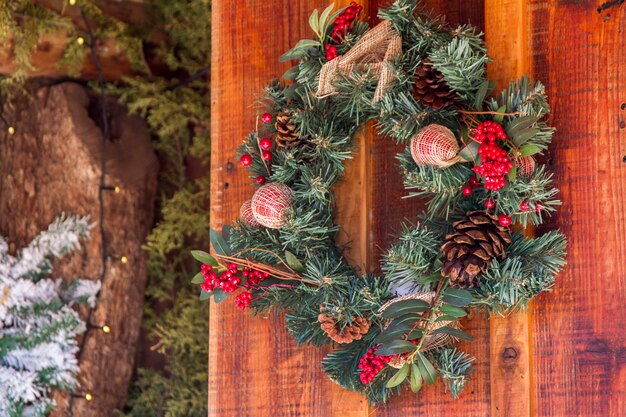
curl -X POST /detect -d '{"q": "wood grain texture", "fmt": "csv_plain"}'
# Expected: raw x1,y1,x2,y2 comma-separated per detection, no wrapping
485,1,532,417
529,1,626,416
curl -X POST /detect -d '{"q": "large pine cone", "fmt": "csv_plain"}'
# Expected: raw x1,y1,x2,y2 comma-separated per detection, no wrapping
275,110,304,147
441,210,512,288
413,58,457,109
318,313,371,344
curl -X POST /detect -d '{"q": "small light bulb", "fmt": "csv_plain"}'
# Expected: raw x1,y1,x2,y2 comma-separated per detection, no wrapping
102,325,111,334
69,0,76,5
120,256,128,264
7,126,15,135
77,37,85,45
114,186,121,193
85,393,93,401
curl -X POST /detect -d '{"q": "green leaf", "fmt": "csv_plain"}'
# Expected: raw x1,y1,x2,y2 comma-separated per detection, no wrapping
283,66,299,81
191,250,219,266
199,290,211,301
417,352,438,385
406,328,423,340
377,340,417,356
222,224,233,241
493,105,507,123
318,3,335,34
210,229,232,256
506,115,539,136
432,326,473,341
294,39,322,49
511,127,540,146
435,315,461,322
191,272,204,284
442,288,472,307
212,288,228,303
520,143,541,156
439,304,467,318
410,363,423,393
508,165,518,182
279,48,308,62
309,8,320,35
381,299,431,319
386,363,409,388
474,80,490,110
459,141,479,162
284,250,305,273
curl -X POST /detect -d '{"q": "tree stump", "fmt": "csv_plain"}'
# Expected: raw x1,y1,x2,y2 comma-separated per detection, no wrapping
0,82,159,417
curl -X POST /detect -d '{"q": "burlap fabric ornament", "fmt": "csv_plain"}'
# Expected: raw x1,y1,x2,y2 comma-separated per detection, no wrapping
378,292,460,368
315,20,402,104
251,183,293,229
240,200,260,228
411,124,462,168
318,311,371,344
517,155,536,176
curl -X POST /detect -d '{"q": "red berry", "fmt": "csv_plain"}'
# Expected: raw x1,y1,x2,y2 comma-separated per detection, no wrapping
240,154,252,167
498,214,512,227
255,175,266,185
469,176,480,189
535,202,545,212
259,137,272,150
462,185,473,196
261,113,272,123
484,199,495,209
520,200,530,211
262,151,272,161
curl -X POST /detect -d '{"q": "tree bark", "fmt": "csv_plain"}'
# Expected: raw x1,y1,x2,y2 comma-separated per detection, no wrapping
0,82,159,417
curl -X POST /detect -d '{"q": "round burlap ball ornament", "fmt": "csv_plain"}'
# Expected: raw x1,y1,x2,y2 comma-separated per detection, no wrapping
240,200,260,228
251,182,293,229
517,156,536,176
410,124,461,168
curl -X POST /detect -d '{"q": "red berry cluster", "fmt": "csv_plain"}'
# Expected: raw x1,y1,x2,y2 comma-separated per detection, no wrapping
201,263,241,293
358,345,392,384
473,121,513,191
242,266,270,289
325,2,363,61
235,291,253,310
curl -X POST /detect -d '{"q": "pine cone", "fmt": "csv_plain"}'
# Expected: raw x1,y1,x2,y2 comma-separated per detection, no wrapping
275,110,304,147
413,59,457,109
441,210,512,288
318,313,371,344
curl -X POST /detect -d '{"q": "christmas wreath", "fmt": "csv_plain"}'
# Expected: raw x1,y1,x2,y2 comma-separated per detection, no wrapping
192,0,567,403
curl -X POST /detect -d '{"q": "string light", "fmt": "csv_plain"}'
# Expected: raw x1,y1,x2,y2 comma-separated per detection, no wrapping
70,392,93,401
85,393,93,401
88,323,112,334
101,185,121,193
7,126,15,135
102,325,111,334
76,37,85,45
69,0,77,5
107,255,129,264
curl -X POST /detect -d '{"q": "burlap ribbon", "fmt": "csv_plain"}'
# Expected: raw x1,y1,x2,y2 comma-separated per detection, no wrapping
315,20,402,103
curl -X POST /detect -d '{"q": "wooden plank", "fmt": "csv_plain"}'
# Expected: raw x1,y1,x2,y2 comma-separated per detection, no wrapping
528,2,626,416
209,1,373,416
484,1,532,417
378,2,492,416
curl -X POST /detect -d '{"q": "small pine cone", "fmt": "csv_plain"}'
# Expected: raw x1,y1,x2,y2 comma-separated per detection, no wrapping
318,313,371,344
441,210,512,288
275,110,305,147
413,58,457,109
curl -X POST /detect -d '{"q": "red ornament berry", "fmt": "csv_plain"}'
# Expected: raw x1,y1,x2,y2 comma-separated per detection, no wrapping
255,175,266,185
235,291,253,310
484,199,496,209
259,137,272,150
262,150,272,161
358,345,392,385
240,154,252,167
261,113,272,123
534,202,545,212
469,176,480,189
498,214,512,227
520,200,530,211
462,185,473,196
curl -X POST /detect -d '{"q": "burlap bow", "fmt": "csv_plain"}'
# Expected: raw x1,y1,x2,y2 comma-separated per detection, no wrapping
315,20,402,103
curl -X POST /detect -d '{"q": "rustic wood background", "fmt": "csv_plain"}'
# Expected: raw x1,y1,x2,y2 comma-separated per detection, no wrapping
209,1,626,416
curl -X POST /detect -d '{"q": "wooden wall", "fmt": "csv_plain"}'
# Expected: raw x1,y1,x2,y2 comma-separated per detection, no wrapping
209,1,625,416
